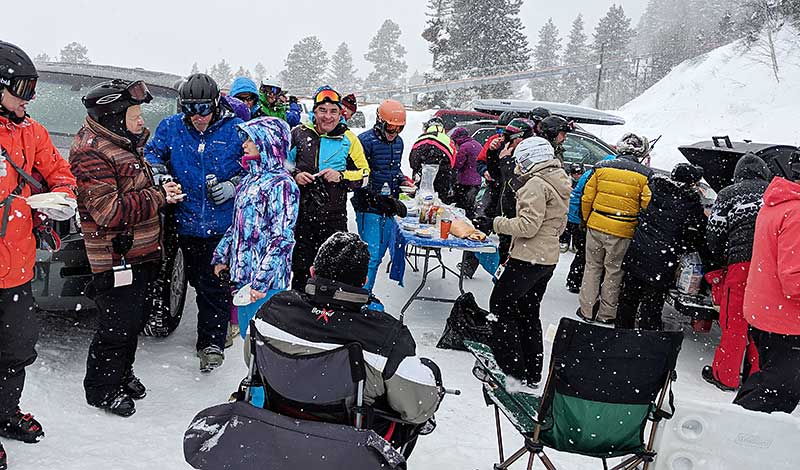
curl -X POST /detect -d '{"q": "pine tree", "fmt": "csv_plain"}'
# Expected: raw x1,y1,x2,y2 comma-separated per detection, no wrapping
280,36,329,96
561,14,592,104
529,18,562,102
234,66,252,80
190,62,200,75
419,0,456,107
59,42,90,64
33,52,51,63
445,0,531,101
253,63,268,85
592,5,635,109
364,19,408,97
328,42,360,92
208,59,233,88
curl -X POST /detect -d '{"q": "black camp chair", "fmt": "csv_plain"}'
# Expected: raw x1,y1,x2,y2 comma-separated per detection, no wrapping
184,320,405,470
466,317,683,470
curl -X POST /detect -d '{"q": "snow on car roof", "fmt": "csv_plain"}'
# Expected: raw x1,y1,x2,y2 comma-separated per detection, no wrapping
468,98,626,126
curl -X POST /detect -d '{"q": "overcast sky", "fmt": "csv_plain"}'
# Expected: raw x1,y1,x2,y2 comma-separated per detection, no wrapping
4,0,647,79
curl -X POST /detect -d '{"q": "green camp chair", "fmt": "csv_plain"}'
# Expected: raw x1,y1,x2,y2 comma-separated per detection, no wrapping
466,317,682,470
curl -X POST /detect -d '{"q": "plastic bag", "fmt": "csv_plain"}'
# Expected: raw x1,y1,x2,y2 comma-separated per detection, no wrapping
436,292,493,351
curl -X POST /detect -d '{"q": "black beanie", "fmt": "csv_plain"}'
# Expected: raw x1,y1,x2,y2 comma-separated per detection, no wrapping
313,232,370,287
671,163,704,185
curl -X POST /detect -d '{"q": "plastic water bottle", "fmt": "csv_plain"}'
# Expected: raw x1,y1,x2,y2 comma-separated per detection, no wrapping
380,182,390,196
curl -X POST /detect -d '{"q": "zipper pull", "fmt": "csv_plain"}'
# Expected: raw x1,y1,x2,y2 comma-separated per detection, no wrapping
198,138,206,153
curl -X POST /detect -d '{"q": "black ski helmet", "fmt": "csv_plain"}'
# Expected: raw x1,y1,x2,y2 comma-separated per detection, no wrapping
497,110,524,127
504,118,536,140
528,107,551,123
0,40,38,93
569,162,584,175
540,116,571,141
82,79,152,122
180,73,219,103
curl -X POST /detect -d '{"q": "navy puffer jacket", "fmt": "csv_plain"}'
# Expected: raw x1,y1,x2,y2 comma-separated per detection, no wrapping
351,128,404,214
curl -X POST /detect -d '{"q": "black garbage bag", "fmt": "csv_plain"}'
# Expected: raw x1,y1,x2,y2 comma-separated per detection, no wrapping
436,292,493,351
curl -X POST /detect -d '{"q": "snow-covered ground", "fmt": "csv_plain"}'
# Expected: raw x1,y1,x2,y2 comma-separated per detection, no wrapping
13,237,797,470
586,26,800,171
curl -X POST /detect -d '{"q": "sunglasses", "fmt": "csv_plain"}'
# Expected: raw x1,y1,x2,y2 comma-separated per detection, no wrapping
181,102,215,117
6,76,38,101
314,89,341,106
260,84,281,96
384,124,404,134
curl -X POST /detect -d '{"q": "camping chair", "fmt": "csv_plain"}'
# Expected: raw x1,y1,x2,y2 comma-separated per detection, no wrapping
466,317,683,470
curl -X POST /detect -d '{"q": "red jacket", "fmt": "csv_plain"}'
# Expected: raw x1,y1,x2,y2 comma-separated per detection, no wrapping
744,177,800,335
0,115,77,289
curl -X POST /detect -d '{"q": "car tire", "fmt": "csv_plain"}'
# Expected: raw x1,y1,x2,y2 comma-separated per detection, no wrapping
142,246,188,337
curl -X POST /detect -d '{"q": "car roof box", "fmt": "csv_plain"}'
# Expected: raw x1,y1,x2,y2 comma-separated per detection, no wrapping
678,136,798,192
468,99,626,126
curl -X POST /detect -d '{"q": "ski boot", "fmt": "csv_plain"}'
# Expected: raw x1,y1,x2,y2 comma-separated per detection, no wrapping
0,409,44,443
123,373,147,400
701,366,736,392
198,345,225,373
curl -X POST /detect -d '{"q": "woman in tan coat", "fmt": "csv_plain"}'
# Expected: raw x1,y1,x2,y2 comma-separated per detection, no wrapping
488,136,571,389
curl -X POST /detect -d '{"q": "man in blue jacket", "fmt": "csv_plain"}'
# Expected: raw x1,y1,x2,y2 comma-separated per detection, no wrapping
351,100,409,292
145,73,244,372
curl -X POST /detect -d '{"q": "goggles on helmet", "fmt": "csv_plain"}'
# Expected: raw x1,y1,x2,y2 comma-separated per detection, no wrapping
384,123,404,135
181,101,215,117
260,84,281,96
125,80,152,103
4,76,38,101
313,89,341,107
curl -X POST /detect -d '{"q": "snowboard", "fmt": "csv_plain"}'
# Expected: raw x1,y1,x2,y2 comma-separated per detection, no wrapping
464,340,540,434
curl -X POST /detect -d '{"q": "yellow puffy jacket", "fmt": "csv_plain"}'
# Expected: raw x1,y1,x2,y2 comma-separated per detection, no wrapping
581,155,653,239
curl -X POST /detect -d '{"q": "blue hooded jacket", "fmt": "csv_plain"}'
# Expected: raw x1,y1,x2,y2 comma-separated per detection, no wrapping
144,111,244,237
351,127,404,214
568,155,615,224
212,117,300,292
230,77,259,114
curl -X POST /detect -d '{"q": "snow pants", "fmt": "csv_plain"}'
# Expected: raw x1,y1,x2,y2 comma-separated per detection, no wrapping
292,216,348,292
579,228,631,322
489,259,555,384
356,212,396,292
84,262,158,405
181,235,232,351
616,272,668,330
734,327,800,414
711,262,760,389
0,282,38,419
565,224,587,291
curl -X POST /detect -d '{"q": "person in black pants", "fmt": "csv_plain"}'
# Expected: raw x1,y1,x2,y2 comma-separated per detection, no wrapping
565,225,587,292
487,137,571,386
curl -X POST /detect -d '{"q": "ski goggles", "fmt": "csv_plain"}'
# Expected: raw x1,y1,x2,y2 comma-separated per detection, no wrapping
313,89,341,107
181,101,215,117
260,84,281,96
4,76,38,101
125,80,152,103
384,124,404,135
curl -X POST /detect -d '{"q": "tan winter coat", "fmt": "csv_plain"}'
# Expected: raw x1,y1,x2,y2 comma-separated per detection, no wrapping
493,159,571,265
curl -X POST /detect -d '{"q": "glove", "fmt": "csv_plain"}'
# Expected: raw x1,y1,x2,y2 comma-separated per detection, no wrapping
379,196,407,217
0,153,6,177
288,95,298,104
150,163,173,186
209,180,236,205
27,192,77,221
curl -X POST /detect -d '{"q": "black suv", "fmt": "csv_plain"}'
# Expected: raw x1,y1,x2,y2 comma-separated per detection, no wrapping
27,62,188,336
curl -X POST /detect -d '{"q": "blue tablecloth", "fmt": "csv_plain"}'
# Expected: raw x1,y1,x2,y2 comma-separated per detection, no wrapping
389,216,499,286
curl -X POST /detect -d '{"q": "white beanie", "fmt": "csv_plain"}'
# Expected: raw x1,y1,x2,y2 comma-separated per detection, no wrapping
515,137,555,171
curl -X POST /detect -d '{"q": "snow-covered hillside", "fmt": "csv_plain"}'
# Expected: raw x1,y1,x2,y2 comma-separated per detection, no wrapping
588,26,800,170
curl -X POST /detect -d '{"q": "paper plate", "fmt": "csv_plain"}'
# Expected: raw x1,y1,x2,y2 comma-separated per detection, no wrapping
233,284,253,306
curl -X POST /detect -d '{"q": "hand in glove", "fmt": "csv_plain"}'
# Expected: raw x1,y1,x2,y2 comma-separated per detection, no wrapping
150,163,173,186
209,180,236,205
28,192,78,221
379,195,407,218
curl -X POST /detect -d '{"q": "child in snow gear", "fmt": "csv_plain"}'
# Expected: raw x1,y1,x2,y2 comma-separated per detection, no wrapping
72,78,183,416
702,153,769,391
616,164,706,331
351,100,408,292
488,137,571,386
578,132,653,324
212,117,300,338
146,73,244,372
248,232,444,455
287,86,369,291
0,41,77,449
735,154,800,414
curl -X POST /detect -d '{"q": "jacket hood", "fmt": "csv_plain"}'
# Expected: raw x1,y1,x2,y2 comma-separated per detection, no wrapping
734,153,771,183
763,176,800,207
84,117,150,153
237,117,291,174
229,77,258,98
519,159,573,200
450,126,470,144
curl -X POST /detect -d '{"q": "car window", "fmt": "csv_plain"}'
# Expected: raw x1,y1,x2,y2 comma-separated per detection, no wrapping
471,127,497,145
26,72,178,138
563,134,614,166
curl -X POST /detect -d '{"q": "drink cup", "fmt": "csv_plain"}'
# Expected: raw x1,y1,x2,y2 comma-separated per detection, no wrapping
440,219,452,239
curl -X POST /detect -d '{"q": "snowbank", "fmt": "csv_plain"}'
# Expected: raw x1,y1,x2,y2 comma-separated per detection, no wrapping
587,26,800,170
